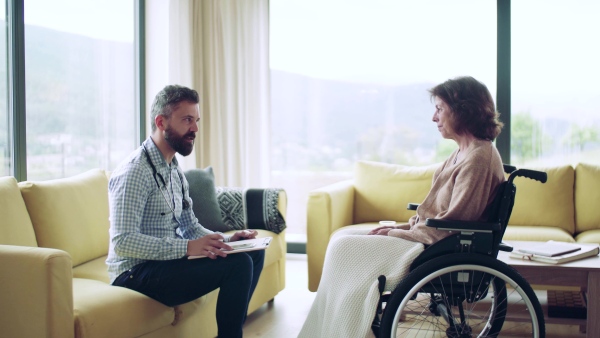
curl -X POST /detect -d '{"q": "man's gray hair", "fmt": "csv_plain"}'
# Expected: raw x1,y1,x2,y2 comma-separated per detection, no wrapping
150,85,200,132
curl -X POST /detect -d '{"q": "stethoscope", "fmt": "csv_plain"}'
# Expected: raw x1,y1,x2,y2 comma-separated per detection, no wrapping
142,143,190,217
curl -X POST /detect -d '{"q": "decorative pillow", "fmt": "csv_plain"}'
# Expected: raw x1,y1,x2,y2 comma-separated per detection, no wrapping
215,187,287,234
246,188,287,234
216,187,246,231
184,167,229,232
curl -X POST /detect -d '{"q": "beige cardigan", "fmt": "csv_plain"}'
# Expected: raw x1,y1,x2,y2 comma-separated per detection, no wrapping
388,139,505,244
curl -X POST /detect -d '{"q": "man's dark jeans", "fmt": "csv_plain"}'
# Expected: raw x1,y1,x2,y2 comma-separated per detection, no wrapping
113,250,265,338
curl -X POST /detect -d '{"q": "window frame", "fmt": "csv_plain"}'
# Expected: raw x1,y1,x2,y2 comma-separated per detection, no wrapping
496,0,511,162
6,0,27,181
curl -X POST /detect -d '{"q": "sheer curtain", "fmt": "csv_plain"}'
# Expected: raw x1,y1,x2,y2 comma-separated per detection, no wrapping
146,0,270,187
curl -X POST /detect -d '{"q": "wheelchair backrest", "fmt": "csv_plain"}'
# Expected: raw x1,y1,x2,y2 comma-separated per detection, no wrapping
409,165,547,271
492,166,548,244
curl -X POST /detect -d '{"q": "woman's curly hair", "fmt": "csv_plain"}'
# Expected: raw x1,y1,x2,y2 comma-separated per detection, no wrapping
429,76,503,141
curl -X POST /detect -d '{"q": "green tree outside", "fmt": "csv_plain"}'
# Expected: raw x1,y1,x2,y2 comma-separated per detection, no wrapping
511,112,545,164
562,124,599,151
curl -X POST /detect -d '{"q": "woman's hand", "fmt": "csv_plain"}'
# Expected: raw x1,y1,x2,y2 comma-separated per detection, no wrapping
368,225,396,235
230,229,258,242
367,223,410,236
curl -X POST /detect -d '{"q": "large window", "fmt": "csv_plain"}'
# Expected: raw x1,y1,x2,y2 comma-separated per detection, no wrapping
270,0,496,236
23,0,136,180
511,0,600,167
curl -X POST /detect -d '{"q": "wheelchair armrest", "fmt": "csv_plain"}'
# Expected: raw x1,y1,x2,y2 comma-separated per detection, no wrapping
498,242,514,252
407,203,420,210
425,218,502,232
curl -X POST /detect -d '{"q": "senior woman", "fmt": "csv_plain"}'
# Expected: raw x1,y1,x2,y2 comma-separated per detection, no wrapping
298,76,505,338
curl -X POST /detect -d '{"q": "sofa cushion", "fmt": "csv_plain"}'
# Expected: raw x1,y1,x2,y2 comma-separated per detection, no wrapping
508,165,575,234
72,255,110,283
0,177,38,246
184,167,229,232
574,163,600,234
575,229,600,244
19,169,110,267
73,278,174,338
353,161,438,224
503,225,576,243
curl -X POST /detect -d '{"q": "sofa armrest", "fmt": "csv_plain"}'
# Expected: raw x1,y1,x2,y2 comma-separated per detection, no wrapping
0,245,74,338
306,179,355,292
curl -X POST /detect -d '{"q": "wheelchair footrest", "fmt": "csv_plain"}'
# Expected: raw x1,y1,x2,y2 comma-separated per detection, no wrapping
547,290,587,319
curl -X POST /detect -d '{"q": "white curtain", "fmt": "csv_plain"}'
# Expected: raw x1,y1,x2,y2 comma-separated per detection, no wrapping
145,0,271,188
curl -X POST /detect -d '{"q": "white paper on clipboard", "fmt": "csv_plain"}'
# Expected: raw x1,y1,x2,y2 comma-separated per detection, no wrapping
188,237,272,259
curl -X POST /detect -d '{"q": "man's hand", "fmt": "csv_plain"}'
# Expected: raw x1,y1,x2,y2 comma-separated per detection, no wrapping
186,233,232,259
230,229,258,242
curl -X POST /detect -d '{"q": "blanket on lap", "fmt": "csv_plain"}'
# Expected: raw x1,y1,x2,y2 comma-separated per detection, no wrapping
298,228,424,338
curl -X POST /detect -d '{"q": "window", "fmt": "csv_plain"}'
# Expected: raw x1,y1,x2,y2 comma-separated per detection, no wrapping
24,0,136,180
511,0,600,166
270,0,496,236
0,2,8,176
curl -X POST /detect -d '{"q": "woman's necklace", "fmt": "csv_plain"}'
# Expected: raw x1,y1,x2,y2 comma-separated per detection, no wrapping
453,150,460,165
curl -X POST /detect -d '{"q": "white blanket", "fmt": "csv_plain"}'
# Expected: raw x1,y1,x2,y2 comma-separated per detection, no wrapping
298,228,424,338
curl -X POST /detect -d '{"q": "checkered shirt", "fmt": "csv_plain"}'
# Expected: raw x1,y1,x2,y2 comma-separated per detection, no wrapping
106,138,215,283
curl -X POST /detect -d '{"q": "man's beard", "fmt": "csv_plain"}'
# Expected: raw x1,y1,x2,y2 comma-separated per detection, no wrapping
164,126,195,156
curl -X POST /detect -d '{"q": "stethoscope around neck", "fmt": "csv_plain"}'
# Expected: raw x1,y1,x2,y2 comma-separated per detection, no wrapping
142,143,190,216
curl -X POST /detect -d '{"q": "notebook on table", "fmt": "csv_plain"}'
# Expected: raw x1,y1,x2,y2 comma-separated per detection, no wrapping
518,240,582,257
188,236,272,259
510,241,599,264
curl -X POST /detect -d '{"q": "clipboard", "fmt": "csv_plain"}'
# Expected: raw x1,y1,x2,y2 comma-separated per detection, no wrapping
188,237,272,259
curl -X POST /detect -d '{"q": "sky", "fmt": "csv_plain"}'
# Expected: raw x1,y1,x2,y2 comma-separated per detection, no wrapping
270,0,497,87
270,0,600,83
270,0,600,119
6,0,598,120
22,0,134,42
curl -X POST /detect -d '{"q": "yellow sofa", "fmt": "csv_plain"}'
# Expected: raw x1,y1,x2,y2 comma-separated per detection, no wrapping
0,169,287,338
306,160,600,291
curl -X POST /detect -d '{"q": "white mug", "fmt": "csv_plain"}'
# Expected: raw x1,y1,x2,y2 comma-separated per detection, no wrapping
379,220,396,226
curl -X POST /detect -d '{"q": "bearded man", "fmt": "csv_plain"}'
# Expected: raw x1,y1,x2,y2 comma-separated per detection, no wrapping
106,85,263,338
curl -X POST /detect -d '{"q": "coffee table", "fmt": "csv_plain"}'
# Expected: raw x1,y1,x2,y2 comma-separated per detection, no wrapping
498,241,600,338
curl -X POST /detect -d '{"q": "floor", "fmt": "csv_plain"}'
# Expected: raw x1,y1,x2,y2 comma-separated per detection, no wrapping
244,253,315,337
243,254,585,338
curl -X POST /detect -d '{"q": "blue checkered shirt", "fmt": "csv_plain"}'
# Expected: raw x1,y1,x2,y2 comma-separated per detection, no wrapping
106,138,216,283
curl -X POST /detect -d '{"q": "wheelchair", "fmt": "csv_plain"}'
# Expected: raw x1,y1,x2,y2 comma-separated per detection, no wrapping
373,165,548,338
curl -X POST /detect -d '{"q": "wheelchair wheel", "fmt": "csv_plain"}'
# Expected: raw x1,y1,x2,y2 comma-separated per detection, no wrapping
379,253,545,338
